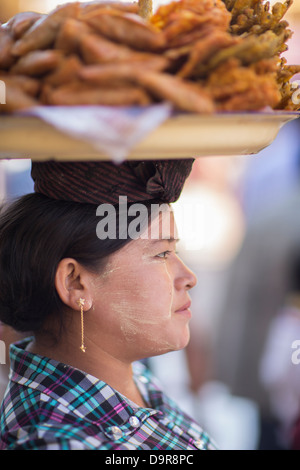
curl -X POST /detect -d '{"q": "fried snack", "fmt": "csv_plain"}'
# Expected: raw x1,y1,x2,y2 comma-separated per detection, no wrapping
55,18,94,54
78,1,139,14
274,58,300,110
0,73,40,97
79,57,169,87
4,12,44,40
202,30,288,73
11,50,63,77
44,56,83,86
220,0,298,110
0,28,15,69
12,3,81,56
134,70,215,113
205,57,281,111
151,0,231,47
0,83,39,113
223,0,293,36
81,9,165,51
177,29,241,78
79,34,136,64
43,81,151,106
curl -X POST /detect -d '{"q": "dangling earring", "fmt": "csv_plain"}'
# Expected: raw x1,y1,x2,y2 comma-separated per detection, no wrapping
77,298,86,353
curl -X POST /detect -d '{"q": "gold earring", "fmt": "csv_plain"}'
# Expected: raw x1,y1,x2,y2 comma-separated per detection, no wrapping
77,298,86,353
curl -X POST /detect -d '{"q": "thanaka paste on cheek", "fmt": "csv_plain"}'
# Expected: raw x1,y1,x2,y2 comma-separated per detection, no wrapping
99,262,122,280
112,256,179,356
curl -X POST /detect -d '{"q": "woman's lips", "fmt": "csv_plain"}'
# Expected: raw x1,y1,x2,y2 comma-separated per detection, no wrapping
175,301,192,315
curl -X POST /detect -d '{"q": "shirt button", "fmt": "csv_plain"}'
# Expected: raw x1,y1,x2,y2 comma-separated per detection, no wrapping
194,439,205,450
129,416,140,428
139,375,149,384
173,425,183,436
111,426,123,440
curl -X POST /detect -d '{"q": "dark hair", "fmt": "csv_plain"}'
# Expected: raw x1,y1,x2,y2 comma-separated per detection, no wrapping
0,192,160,334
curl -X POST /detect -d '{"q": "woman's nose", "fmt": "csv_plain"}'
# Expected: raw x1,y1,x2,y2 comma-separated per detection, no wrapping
174,257,197,291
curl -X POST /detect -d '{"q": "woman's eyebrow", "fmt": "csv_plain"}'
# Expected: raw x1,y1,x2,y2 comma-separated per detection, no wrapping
150,237,180,243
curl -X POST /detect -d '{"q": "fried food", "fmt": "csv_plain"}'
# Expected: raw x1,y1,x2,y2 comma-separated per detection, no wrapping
78,1,139,15
54,18,94,54
205,57,281,111
223,0,293,36
0,28,15,69
177,29,241,78
79,32,168,68
0,0,299,114
44,56,82,86
12,3,80,56
43,81,151,106
11,50,63,77
202,30,288,74
79,57,169,87
81,8,165,51
150,0,231,48
0,82,39,113
79,34,137,64
4,12,44,39
219,0,299,110
134,70,215,113
0,73,40,97
274,58,300,110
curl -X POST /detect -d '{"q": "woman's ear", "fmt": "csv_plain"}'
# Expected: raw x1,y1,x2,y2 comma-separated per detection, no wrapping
55,258,93,311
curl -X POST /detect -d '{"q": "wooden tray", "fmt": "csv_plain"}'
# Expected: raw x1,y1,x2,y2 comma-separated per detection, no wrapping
0,110,298,161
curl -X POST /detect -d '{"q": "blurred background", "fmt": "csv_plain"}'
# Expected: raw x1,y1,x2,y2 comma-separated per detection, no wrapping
1,0,300,450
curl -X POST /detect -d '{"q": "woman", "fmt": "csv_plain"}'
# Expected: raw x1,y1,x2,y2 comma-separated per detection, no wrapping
0,159,217,450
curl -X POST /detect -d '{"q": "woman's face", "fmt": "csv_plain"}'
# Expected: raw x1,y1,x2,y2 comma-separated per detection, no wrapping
88,207,197,362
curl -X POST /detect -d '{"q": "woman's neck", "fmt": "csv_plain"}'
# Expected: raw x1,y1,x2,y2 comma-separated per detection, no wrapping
28,334,147,408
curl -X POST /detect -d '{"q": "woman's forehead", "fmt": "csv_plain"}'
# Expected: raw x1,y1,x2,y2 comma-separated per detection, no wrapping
147,207,178,241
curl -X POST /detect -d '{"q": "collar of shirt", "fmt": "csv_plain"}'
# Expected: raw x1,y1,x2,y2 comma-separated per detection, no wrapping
8,337,166,438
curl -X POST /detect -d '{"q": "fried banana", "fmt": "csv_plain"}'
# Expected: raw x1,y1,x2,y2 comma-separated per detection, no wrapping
44,56,83,86
0,73,40,97
55,18,94,55
0,28,15,69
0,83,39,113
44,81,151,106
4,12,44,39
134,70,215,113
79,34,135,64
81,9,165,51
12,3,81,56
79,1,139,15
79,57,168,87
11,50,63,77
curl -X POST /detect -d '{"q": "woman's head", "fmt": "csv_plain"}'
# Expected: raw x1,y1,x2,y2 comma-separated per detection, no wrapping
0,192,196,359
57,204,197,361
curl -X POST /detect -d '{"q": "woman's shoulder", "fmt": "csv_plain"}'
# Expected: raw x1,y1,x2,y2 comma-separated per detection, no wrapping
0,382,104,450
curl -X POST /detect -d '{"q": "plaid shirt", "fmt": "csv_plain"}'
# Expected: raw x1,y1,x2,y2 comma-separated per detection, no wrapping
0,338,217,450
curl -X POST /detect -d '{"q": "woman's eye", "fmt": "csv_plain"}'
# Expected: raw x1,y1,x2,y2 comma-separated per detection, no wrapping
156,250,171,259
